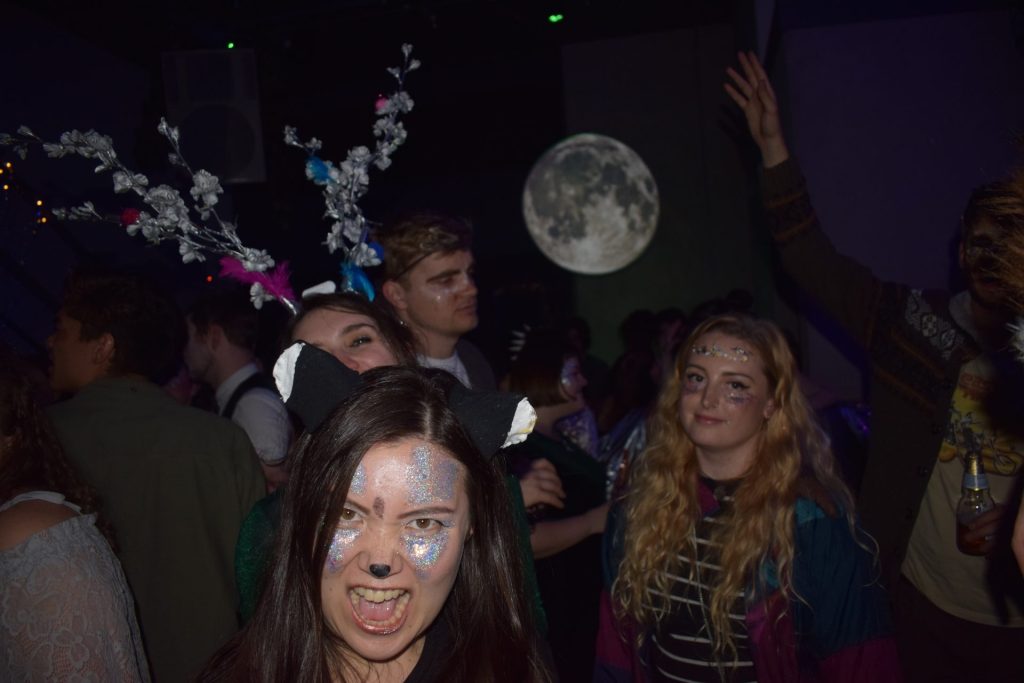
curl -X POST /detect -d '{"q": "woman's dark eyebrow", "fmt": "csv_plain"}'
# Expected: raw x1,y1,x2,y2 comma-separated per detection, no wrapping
343,500,370,514
340,322,376,335
399,506,456,520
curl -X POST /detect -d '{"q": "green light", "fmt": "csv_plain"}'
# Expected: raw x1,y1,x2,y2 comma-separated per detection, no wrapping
227,42,235,49
548,13,564,24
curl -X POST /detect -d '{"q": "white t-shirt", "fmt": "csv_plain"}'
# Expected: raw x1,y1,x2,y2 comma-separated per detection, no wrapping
215,363,292,465
418,352,471,388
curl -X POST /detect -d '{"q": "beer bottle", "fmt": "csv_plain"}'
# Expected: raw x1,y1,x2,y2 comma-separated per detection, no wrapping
956,450,996,555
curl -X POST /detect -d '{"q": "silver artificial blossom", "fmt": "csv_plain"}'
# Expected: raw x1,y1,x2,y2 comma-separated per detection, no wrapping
283,43,419,271
0,121,284,309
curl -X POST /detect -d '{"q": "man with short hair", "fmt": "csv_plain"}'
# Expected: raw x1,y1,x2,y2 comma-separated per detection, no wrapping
728,51,1024,681
185,285,291,490
379,210,496,390
47,269,265,683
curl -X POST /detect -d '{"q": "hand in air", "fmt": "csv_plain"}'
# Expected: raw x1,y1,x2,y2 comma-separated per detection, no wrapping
519,458,566,510
724,51,790,167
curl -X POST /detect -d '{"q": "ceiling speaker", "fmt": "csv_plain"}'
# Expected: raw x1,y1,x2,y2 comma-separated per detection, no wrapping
162,48,266,184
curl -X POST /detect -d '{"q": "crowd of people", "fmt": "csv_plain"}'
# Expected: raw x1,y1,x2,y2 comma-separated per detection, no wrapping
2,51,1024,683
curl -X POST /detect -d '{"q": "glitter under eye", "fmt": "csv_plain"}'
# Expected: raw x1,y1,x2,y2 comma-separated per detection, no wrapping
403,527,451,579
325,526,361,574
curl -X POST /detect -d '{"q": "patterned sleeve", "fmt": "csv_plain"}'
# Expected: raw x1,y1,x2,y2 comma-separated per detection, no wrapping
791,499,904,683
761,159,890,349
0,516,150,681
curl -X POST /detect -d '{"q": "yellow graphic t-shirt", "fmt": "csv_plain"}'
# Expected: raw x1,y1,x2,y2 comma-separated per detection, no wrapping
902,349,1024,626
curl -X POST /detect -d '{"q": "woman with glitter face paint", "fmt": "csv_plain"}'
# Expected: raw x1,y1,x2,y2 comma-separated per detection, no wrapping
235,293,551,644
504,327,609,681
234,292,420,621
202,362,551,682
596,314,901,682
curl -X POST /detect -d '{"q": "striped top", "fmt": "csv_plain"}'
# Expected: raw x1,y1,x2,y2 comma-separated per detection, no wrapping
646,480,757,683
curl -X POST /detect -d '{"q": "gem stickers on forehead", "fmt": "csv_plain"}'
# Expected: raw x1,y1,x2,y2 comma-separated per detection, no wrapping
691,343,753,363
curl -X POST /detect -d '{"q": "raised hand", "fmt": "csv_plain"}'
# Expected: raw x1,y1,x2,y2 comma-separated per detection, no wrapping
724,51,790,167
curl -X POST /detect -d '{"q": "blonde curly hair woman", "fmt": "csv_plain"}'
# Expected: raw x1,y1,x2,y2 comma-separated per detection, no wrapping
595,314,902,682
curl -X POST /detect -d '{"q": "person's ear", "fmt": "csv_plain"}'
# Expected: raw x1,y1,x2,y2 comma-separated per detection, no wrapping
763,399,776,421
94,332,115,368
958,239,967,272
382,279,407,313
208,324,225,351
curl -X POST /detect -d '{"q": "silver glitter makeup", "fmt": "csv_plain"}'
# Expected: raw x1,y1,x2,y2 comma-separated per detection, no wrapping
691,344,752,363
407,445,458,505
350,463,367,496
403,528,451,579
326,526,361,574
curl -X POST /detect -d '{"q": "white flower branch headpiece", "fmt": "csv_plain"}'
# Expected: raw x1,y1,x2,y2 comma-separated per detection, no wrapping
283,43,419,300
0,121,296,312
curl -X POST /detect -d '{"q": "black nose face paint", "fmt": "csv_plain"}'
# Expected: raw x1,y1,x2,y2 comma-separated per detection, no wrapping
369,563,391,578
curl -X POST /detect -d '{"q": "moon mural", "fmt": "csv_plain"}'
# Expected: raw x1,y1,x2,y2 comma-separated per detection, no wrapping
522,133,659,275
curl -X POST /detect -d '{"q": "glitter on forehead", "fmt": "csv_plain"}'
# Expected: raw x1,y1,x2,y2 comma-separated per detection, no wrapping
350,463,367,496
404,529,451,579
407,444,458,505
691,343,753,363
326,527,360,574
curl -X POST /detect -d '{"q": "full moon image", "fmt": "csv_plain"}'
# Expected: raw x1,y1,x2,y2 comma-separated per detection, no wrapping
522,133,659,275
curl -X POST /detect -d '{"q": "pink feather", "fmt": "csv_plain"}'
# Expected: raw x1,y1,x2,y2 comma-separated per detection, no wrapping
219,256,297,305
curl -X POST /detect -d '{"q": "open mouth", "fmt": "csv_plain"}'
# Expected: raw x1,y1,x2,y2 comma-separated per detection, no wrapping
349,587,411,634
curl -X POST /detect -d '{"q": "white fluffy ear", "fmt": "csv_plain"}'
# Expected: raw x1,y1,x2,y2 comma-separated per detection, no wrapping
503,398,537,448
273,342,305,403
301,280,337,298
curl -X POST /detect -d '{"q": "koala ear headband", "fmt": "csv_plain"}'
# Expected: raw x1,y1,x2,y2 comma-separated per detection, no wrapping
273,342,536,457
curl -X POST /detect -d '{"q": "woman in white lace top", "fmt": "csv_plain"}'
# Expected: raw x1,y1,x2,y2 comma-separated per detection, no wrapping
0,347,150,681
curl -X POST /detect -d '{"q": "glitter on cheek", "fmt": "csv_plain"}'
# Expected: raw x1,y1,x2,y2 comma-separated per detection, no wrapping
325,527,361,574
350,463,367,496
725,392,754,405
403,528,450,580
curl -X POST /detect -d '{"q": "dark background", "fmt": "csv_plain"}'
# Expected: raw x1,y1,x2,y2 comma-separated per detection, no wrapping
2,0,1022,398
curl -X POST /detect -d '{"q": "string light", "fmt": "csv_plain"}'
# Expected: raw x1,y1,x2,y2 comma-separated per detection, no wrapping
206,275,214,283
227,41,235,49
36,199,42,206
548,13,564,23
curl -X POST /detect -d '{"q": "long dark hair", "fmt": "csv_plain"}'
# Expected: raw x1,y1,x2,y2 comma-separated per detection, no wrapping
0,346,112,542
200,366,547,682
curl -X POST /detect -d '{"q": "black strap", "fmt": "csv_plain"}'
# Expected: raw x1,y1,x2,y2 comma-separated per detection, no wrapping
221,372,278,419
